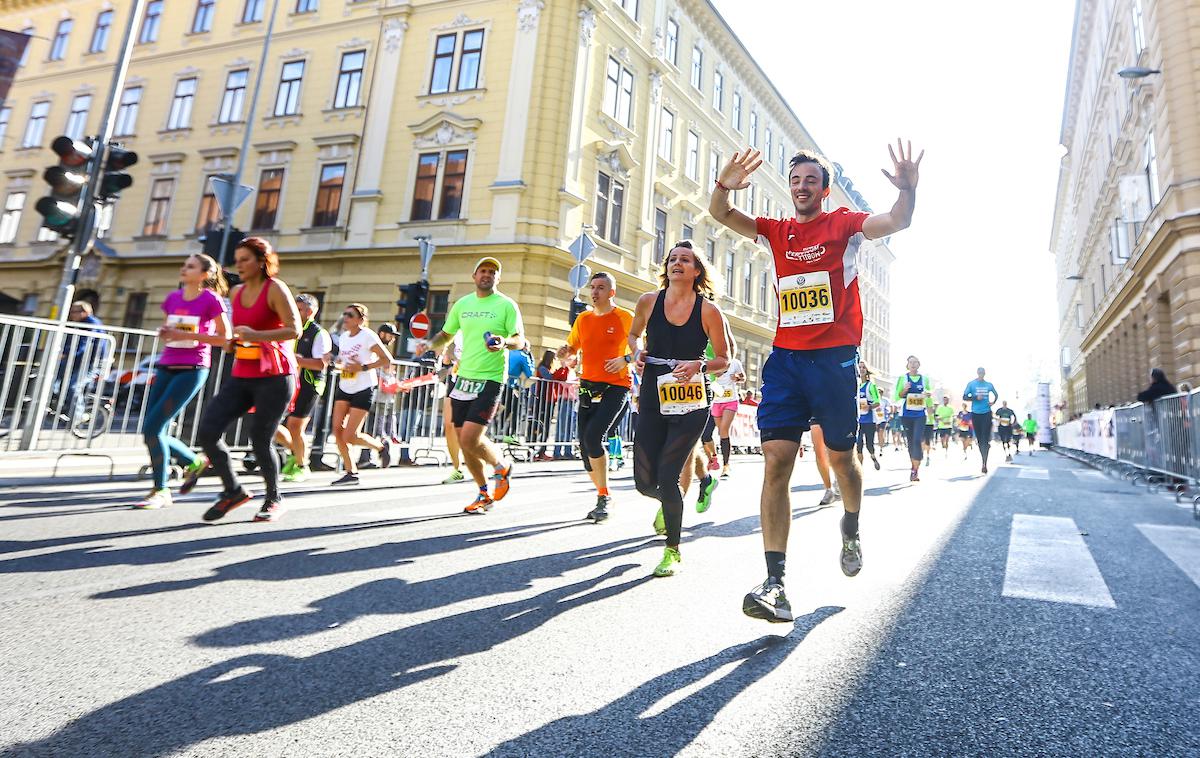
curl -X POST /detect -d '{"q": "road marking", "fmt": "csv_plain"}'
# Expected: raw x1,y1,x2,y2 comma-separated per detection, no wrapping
1002,514,1115,608
1017,468,1049,479
1137,524,1200,590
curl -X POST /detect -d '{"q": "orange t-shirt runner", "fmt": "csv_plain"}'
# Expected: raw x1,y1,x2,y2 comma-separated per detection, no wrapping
567,307,634,387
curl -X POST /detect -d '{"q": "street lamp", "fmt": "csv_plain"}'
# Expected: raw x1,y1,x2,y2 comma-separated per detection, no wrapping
1117,66,1160,79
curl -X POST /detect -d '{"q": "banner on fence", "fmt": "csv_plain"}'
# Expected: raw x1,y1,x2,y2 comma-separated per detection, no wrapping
1078,408,1117,458
730,404,760,448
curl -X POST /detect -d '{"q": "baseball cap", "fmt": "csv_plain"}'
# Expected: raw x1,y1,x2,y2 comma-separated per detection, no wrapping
378,323,397,336
295,293,318,308
474,256,502,274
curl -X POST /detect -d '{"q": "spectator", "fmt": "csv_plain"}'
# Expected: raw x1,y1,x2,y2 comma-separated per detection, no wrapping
531,350,557,460
552,352,578,459
500,345,534,441
1136,368,1177,404
56,301,110,410
365,324,401,467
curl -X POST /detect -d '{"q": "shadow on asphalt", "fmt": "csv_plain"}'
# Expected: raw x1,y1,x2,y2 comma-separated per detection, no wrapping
8,566,653,757
485,605,845,756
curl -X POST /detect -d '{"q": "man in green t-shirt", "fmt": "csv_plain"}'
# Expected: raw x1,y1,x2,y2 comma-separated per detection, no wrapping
420,257,526,513
934,395,955,455
1022,414,1039,456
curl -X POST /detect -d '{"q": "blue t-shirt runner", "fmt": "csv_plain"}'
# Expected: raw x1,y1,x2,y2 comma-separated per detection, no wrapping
962,370,998,472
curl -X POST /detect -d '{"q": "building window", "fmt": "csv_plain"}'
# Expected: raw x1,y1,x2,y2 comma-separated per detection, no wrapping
19,26,34,66
193,0,215,33
139,0,163,43
295,0,318,12
457,30,484,90
122,292,148,329
725,251,735,296
1131,0,1146,54
658,108,675,162
616,0,638,18
36,225,59,242
759,270,769,310
690,45,703,90
219,69,249,123
706,238,716,269
242,0,265,24
778,142,786,173
685,130,700,182
311,163,346,227
64,95,91,140
764,128,773,167
603,57,634,127
0,107,10,151
90,10,112,53
429,34,456,94
114,86,141,136
274,60,305,116
429,31,485,95
748,183,756,215
665,18,678,66
333,51,365,109
410,150,468,221
1144,132,1160,208
731,91,742,132
429,290,450,334
143,178,175,236
22,102,49,148
742,260,753,302
682,223,694,241
0,192,25,244
710,147,721,185
1111,218,1131,263
654,208,667,264
749,110,758,147
713,69,724,112
49,19,72,61
167,78,197,130
252,168,284,229
594,172,624,246
195,177,220,235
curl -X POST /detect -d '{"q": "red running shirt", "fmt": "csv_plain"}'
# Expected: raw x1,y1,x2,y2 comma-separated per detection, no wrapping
756,208,870,351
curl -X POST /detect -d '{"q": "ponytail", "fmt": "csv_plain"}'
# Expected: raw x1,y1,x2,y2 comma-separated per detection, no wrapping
190,253,229,296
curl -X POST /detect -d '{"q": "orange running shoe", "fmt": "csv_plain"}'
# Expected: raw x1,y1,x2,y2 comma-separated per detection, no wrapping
491,461,513,501
464,492,493,514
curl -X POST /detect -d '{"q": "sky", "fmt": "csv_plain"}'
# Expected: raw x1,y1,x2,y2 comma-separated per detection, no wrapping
711,0,1076,409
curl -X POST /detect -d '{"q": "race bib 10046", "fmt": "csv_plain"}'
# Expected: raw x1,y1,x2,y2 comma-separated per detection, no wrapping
777,271,833,328
656,373,707,416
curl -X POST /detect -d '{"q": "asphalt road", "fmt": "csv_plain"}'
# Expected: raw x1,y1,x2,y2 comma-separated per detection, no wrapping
1,443,1197,757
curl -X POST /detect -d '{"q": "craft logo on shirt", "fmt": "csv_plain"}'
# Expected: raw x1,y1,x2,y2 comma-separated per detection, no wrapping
784,243,826,263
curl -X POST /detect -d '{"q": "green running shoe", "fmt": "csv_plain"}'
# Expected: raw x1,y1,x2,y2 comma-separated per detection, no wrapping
653,547,682,577
442,469,466,484
652,507,666,536
287,465,310,483
283,453,296,474
696,474,718,513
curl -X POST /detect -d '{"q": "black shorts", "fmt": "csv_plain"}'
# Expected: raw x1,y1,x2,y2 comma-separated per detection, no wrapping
936,428,952,439
701,413,716,443
957,429,971,439
334,386,375,411
1026,432,1036,441
450,378,502,427
998,425,1013,442
290,381,322,419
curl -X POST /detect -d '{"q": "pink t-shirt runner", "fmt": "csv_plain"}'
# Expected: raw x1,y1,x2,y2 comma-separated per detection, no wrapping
159,288,226,368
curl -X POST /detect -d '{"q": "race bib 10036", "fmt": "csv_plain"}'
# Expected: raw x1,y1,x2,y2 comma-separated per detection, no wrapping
656,373,707,416
777,271,833,328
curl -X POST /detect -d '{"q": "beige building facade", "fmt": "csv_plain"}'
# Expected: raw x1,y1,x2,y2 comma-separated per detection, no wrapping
0,0,891,385
1052,0,1200,415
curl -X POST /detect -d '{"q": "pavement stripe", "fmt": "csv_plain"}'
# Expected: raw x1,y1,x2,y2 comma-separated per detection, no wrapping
1017,468,1049,479
1136,524,1200,590
1002,514,1116,608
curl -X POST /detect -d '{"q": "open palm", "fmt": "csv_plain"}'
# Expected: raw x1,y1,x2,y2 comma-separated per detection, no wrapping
717,149,763,190
881,139,923,191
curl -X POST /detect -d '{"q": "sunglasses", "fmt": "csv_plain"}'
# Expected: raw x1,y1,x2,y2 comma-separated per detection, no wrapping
342,311,360,318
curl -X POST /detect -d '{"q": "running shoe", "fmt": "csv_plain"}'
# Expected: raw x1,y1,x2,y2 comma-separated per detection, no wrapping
707,456,720,472
653,547,682,577
491,461,514,501
442,469,465,484
202,488,252,522
253,499,284,523
872,456,881,471
586,495,611,523
720,465,731,480
284,464,310,483
332,473,360,486
380,442,392,469
910,469,920,482
818,488,837,506
501,435,519,445
840,534,863,577
743,578,793,623
179,457,208,495
652,507,666,536
464,493,493,514
1005,454,1012,463
283,453,296,476
982,464,988,474
133,488,171,510
696,475,718,513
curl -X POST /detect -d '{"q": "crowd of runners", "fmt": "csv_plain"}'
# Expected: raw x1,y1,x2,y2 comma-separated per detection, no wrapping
119,137,1037,623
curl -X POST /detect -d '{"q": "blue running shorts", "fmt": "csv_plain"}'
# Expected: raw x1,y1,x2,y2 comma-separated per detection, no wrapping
757,345,859,452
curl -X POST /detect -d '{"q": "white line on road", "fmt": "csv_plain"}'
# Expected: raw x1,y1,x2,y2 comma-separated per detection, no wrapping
1136,524,1200,590
1017,468,1050,479
1002,514,1116,608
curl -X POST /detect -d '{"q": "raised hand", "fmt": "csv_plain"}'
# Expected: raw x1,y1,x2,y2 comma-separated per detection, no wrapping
717,149,763,191
881,139,923,191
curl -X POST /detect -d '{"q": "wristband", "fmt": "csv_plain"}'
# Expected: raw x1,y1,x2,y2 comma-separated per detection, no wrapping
715,180,730,192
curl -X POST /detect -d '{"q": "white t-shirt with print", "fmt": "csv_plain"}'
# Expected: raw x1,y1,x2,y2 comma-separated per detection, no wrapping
337,328,385,394
711,358,744,403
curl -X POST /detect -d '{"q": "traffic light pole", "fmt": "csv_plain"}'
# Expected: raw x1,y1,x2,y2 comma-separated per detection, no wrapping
20,0,147,450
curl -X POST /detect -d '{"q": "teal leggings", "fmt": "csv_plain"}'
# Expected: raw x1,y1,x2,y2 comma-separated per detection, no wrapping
142,367,209,489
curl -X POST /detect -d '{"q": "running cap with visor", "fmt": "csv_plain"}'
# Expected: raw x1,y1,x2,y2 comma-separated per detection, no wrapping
295,293,319,309
474,256,502,274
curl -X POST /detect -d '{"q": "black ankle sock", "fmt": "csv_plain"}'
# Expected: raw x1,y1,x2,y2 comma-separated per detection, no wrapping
720,437,731,466
841,510,860,538
765,551,786,583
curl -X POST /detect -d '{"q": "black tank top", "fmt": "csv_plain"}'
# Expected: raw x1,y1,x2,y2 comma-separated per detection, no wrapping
644,290,707,373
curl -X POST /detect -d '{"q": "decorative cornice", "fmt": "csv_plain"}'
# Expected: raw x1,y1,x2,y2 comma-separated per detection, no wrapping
433,13,485,31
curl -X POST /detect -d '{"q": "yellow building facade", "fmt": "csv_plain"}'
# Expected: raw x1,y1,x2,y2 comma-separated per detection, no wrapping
0,0,892,385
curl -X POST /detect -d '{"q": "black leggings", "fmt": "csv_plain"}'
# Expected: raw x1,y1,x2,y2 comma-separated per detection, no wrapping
856,422,877,456
197,374,295,500
578,385,629,472
901,417,925,462
634,406,709,546
972,412,993,464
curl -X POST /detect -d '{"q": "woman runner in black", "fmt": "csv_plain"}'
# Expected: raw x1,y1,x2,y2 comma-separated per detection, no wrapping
628,241,730,577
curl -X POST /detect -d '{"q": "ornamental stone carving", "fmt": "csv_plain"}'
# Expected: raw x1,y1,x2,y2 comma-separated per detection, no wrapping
517,0,544,33
383,19,408,53
649,71,662,103
578,8,596,47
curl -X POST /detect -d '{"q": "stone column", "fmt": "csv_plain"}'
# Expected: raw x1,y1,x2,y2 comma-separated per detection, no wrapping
489,0,544,240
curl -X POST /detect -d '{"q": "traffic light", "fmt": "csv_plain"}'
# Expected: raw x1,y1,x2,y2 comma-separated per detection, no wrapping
35,136,94,240
97,144,137,201
396,282,412,324
199,226,245,267
568,298,588,326
396,280,429,325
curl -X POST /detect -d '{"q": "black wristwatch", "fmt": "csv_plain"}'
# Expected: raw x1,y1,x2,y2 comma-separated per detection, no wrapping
699,359,708,374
